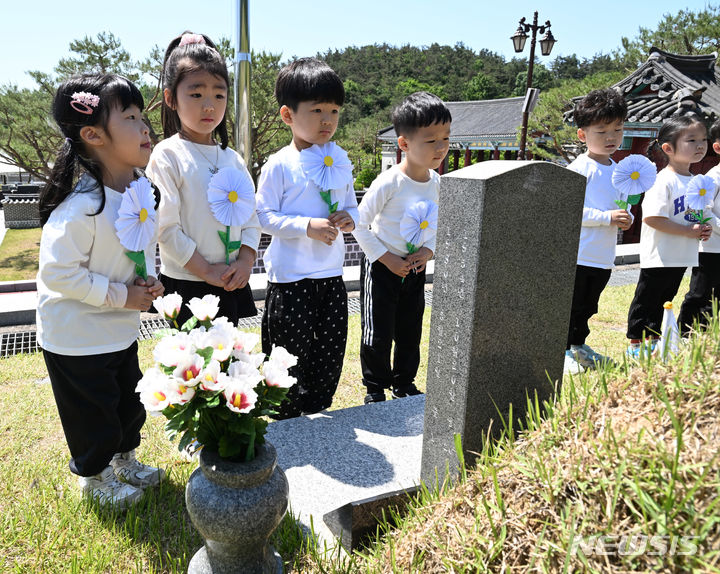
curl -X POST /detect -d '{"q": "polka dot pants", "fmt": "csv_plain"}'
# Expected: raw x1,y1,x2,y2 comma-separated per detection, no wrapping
262,276,348,419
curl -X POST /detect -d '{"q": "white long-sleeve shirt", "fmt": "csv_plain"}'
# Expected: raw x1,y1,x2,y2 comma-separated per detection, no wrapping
567,153,628,269
352,165,439,263
37,175,157,356
146,135,261,281
256,145,359,283
699,164,720,253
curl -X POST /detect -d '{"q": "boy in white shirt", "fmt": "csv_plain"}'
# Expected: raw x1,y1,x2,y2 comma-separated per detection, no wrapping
353,92,451,403
256,58,358,419
564,89,632,375
678,118,720,333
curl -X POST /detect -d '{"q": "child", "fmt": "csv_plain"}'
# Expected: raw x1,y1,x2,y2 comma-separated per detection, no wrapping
37,74,165,508
678,118,720,333
146,32,261,327
256,57,358,419
627,114,712,356
353,91,451,403
564,89,632,375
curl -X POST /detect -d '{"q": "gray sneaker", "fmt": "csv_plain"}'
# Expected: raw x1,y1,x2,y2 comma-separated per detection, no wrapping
563,349,585,375
110,450,165,487
78,466,143,509
572,344,615,369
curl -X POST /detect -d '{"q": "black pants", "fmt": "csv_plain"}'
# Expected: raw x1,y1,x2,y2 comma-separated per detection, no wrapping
360,256,425,393
678,252,720,335
262,276,347,419
43,342,146,477
160,274,257,326
566,265,612,348
627,267,686,340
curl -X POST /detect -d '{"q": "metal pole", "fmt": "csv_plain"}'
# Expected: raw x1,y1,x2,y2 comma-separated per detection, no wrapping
234,0,252,167
518,11,538,161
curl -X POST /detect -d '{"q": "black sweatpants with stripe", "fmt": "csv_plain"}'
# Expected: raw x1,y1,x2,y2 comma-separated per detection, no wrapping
626,267,686,340
360,256,425,393
262,276,347,419
43,342,146,477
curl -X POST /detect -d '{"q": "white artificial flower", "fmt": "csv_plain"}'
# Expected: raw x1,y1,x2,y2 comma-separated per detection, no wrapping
165,378,196,405
197,326,235,363
233,331,261,354
188,294,220,321
228,360,264,387
611,154,656,201
172,353,206,387
399,200,438,251
268,346,298,369
232,349,266,369
207,167,256,227
223,377,259,414
198,360,224,391
686,174,715,211
136,368,174,411
115,177,157,251
262,362,296,389
153,293,183,321
153,332,195,367
299,142,353,191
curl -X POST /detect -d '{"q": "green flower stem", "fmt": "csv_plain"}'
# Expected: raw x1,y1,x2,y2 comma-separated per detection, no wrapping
125,250,147,280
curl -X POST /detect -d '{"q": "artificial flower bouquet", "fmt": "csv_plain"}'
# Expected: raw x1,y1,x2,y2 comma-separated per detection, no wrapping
137,294,297,462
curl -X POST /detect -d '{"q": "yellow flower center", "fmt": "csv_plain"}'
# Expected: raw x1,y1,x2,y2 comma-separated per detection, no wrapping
324,156,334,167
630,171,640,181
419,220,429,230
218,344,224,350
185,370,194,380
700,188,707,197
228,190,238,203
139,208,148,222
179,385,187,394
205,374,213,381
153,391,166,402
233,393,245,408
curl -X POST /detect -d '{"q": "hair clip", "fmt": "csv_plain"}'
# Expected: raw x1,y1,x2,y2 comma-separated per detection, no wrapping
70,92,100,115
179,33,206,47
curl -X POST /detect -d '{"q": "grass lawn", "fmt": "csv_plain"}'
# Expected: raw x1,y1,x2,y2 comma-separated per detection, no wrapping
0,228,41,282
0,277,712,573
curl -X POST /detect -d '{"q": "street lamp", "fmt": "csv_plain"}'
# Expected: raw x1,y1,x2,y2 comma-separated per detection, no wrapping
511,11,556,159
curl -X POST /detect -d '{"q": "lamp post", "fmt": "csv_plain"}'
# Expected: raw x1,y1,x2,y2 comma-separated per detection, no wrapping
511,11,556,160
234,0,252,167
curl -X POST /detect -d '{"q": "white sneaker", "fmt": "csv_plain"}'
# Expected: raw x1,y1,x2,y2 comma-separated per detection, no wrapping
571,344,615,369
78,466,143,509
110,450,165,487
563,349,585,375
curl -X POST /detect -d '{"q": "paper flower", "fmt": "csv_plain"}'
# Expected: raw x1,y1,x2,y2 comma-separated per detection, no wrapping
686,174,715,222
611,154,656,209
172,353,206,387
187,295,220,322
136,368,175,411
400,200,438,254
659,301,680,362
299,142,353,213
262,362,296,389
115,177,156,279
268,346,298,369
153,332,194,367
223,376,259,414
207,167,256,263
153,293,183,323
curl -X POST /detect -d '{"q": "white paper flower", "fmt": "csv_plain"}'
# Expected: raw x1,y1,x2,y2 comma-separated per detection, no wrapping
153,293,183,321
166,378,196,405
400,200,438,250
262,362,296,389
223,376,259,414
268,346,298,370
153,332,195,367
172,353,206,387
198,360,224,391
228,360,264,387
686,174,715,211
207,167,255,227
188,295,220,321
233,331,261,354
115,177,157,251
299,142,353,191
611,154,656,201
198,326,235,363
136,368,174,411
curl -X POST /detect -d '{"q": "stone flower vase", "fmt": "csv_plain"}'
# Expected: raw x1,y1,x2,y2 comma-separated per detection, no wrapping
186,442,288,574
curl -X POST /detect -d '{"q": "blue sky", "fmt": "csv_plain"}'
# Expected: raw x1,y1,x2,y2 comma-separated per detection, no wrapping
2,0,714,88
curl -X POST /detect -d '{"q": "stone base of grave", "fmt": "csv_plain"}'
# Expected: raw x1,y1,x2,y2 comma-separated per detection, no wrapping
265,394,425,548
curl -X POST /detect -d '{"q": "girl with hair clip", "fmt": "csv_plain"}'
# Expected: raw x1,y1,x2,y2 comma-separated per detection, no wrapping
38,73,165,509
146,31,261,328
626,113,712,358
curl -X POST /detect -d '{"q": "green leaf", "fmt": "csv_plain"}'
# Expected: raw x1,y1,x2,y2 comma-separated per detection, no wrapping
181,317,198,332
219,435,245,459
614,199,629,209
227,240,243,251
125,250,146,265
196,346,214,366
406,242,418,254
627,194,642,206
217,229,228,243
330,201,339,214
153,328,177,339
319,190,332,204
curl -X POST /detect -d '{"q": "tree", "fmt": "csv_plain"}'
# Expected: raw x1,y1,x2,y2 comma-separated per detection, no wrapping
55,32,138,81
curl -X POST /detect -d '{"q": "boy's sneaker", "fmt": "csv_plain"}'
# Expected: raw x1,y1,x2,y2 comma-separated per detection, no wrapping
391,384,423,399
571,344,615,369
364,392,386,404
626,339,657,360
78,466,143,509
563,349,585,375
110,450,165,487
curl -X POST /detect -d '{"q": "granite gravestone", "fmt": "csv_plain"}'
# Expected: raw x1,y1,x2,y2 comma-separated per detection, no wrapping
421,160,586,484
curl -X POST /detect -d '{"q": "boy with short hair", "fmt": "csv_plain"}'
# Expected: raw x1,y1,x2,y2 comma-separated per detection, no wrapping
678,118,720,333
353,91,452,403
564,88,631,375
256,57,358,418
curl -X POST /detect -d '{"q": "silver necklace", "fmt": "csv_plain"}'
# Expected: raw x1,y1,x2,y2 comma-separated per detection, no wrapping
182,132,219,174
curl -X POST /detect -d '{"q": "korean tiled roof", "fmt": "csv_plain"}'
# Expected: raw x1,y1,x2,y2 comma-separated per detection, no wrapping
377,97,524,142
568,47,720,125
